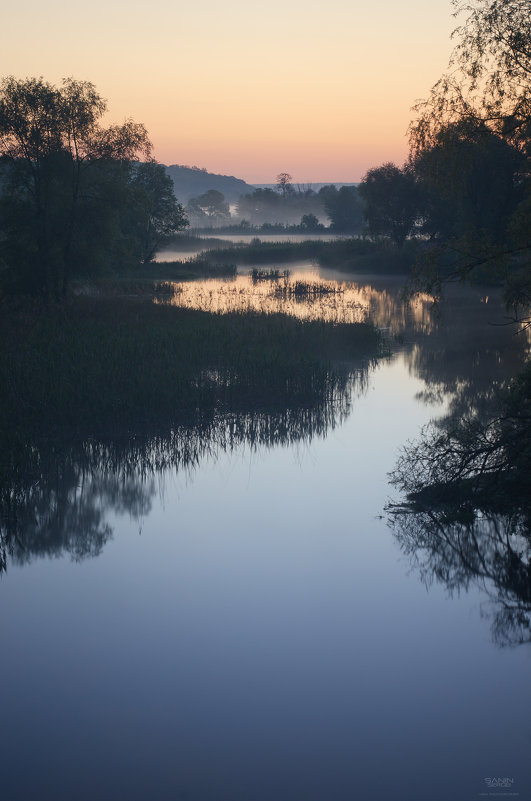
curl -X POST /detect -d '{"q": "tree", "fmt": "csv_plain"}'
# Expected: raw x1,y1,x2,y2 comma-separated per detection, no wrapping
411,119,523,245
358,163,419,246
276,172,293,197
299,213,323,232
236,185,324,227
410,1,531,156
237,188,282,224
129,162,188,263
187,189,230,225
319,185,363,233
0,76,151,297
408,1,531,320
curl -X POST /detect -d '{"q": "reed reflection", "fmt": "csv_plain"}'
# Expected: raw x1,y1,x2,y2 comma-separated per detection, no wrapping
160,270,436,330
0,367,364,574
161,273,528,408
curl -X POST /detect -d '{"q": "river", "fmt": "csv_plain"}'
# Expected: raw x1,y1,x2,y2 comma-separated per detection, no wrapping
1,261,530,800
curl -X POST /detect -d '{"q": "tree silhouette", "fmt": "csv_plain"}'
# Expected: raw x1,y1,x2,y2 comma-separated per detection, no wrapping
276,172,293,197
0,77,167,296
407,0,531,321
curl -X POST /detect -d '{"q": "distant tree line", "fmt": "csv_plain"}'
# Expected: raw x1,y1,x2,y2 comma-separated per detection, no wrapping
186,173,364,233
0,77,187,298
236,173,363,232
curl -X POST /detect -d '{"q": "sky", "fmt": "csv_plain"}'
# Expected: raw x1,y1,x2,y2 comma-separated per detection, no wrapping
2,0,455,183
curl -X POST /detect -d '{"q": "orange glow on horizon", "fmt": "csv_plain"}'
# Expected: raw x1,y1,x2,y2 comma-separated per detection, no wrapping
1,0,455,183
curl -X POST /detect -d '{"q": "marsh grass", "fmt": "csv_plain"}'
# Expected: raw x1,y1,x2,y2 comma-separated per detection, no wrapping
195,238,418,274
202,240,324,265
0,296,382,440
0,385,365,572
273,280,344,300
318,239,419,274
250,268,291,282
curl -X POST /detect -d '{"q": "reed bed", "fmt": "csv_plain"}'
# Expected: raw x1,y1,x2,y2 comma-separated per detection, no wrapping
0,296,382,440
202,240,323,265
196,238,417,274
317,239,419,274
250,268,291,282
272,280,344,300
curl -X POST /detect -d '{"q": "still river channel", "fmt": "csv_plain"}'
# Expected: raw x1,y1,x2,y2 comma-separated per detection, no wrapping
1,247,530,801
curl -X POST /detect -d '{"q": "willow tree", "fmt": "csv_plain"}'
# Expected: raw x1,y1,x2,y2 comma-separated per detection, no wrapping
408,1,531,323
411,0,531,152
358,163,418,246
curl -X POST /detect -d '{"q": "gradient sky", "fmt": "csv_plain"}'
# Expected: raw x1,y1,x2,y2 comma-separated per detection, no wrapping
2,0,455,182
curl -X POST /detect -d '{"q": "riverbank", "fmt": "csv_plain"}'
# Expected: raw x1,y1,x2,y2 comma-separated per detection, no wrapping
184,238,419,274
0,296,383,442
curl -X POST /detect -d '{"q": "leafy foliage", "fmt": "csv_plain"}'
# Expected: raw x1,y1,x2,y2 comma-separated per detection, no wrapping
0,77,187,296
186,189,230,225
358,163,418,246
237,185,325,227
130,161,188,263
318,185,363,233
407,1,531,322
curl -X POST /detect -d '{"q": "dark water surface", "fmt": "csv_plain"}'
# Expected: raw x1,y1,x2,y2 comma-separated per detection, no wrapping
1,274,530,801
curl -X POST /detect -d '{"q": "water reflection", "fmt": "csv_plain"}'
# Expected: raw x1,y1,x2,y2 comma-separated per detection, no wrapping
388,501,531,647
160,269,436,328
4,272,529,620
388,355,531,647
402,290,529,410
0,372,362,573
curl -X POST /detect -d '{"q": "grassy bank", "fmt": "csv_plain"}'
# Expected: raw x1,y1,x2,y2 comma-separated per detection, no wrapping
201,239,326,265
317,239,420,274
0,296,382,440
197,238,419,274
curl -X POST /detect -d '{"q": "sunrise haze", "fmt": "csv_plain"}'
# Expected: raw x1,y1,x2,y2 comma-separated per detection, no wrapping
2,0,455,182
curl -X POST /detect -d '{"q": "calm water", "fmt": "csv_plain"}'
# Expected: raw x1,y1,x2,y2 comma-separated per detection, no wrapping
159,269,435,328
1,270,530,801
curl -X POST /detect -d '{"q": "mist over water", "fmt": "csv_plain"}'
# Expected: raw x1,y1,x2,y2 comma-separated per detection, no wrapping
157,233,345,262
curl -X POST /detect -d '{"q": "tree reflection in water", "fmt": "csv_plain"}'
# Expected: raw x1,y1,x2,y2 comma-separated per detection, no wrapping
388,502,531,647
0,365,365,574
388,363,531,647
